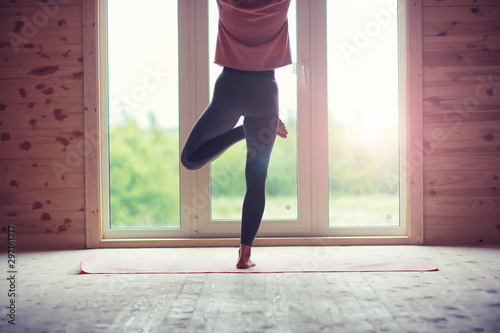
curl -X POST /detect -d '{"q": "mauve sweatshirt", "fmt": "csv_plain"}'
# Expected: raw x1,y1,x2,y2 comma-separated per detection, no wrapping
214,0,292,71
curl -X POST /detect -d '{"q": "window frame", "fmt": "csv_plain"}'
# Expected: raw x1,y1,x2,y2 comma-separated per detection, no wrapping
83,0,423,248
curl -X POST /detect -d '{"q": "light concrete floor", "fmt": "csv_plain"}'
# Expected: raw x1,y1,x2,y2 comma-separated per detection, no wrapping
1,245,499,332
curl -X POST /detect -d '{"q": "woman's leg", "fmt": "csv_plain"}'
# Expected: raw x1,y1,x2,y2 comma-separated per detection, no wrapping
240,116,279,246
181,115,244,170
236,116,278,268
181,73,244,171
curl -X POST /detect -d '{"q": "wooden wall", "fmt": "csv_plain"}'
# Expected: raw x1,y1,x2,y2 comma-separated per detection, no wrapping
0,0,498,249
0,0,85,249
422,0,500,244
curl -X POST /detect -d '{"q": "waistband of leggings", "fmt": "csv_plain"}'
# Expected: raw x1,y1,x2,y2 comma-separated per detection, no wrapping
223,66,275,78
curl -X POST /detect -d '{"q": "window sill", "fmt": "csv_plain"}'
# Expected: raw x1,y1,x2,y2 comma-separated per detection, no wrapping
98,236,411,248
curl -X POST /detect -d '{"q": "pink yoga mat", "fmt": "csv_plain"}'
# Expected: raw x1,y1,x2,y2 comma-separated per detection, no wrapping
80,253,438,274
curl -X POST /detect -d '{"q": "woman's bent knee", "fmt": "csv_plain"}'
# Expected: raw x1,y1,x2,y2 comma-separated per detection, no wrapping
181,154,202,171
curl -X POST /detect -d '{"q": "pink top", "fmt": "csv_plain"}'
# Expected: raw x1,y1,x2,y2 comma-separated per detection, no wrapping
215,0,292,71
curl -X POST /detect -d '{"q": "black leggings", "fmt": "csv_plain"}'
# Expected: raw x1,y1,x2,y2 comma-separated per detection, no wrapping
181,67,279,246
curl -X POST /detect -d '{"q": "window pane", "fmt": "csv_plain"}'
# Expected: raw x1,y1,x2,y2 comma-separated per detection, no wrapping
327,0,400,227
209,0,298,220
108,0,180,229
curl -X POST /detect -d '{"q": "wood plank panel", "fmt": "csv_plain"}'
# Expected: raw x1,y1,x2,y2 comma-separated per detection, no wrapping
423,66,500,82
0,36,82,64
424,154,500,170
424,169,500,186
0,188,85,228
424,225,500,245
2,205,84,234
0,35,82,55
0,187,84,205
423,140,500,156
0,6,82,38
423,120,500,141
0,127,86,142
424,214,499,226
423,7,500,37
0,50,83,70
423,0,500,6
423,6,500,22
424,110,500,123
1,171,84,189
0,0,82,7
0,99,82,115
423,100,500,113
0,77,82,91
423,50,500,66
0,110,83,129
0,140,88,159
0,80,82,104
423,21,500,37
423,87,499,112
0,97,84,113
423,71,500,88
10,218,85,235
0,158,84,174
0,65,83,82
11,233,86,249
424,198,500,215
423,80,497,98
424,185,500,198
424,35,500,52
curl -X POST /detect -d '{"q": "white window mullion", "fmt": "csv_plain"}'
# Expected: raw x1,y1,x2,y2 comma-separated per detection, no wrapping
179,0,201,238
308,0,329,236
296,0,314,236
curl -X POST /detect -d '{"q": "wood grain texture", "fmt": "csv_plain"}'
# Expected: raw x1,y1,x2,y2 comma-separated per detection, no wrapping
424,154,500,171
0,0,85,249
0,0,82,7
2,246,499,331
422,0,500,244
423,50,500,66
423,35,500,52
423,6,500,23
423,140,500,156
0,6,82,38
423,0,500,6
423,6,500,37
424,169,500,186
423,119,500,141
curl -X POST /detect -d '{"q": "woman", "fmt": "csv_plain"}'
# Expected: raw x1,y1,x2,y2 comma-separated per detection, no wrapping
181,0,291,268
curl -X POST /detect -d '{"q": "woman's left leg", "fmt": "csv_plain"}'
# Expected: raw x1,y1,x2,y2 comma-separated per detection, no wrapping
236,115,278,268
240,115,279,246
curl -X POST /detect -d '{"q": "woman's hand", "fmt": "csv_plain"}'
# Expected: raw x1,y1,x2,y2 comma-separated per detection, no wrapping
277,119,288,139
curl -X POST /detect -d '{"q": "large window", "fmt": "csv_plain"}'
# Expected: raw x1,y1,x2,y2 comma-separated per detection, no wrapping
95,0,420,243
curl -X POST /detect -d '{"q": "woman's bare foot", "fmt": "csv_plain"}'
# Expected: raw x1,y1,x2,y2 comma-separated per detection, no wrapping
236,244,256,269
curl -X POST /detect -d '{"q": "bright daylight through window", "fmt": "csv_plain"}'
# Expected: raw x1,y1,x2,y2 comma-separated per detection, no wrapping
106,0,402,234
108,0,180,229
327,0,400,227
